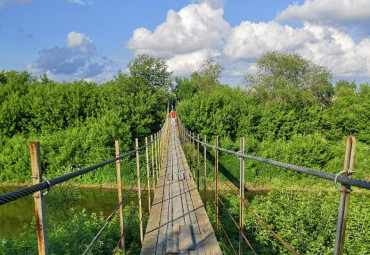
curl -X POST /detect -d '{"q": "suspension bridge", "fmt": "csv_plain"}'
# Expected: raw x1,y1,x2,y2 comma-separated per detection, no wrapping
0,114,370,255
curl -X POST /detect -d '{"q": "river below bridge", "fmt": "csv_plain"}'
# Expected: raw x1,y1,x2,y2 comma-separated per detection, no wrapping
0,185,145,240
0,184,268,241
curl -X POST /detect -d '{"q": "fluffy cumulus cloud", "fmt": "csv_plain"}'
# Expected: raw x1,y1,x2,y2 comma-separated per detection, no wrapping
28,32,114,80
276,0,370,26
126,0,370,83
127,1,230,75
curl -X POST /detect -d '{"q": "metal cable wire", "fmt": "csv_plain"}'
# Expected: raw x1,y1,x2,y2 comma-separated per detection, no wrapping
82,171,144,255
112,202,140,255
192,137,297,254
185,131,370,190
218,175,297,254
0,133,163,206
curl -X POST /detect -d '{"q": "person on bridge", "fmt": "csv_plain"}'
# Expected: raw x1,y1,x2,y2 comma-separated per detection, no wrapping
170,109,176,126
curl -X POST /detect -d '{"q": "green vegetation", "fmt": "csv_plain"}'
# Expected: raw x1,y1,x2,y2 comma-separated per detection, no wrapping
177,52,370,254
177,52,370,184
0,54,170,184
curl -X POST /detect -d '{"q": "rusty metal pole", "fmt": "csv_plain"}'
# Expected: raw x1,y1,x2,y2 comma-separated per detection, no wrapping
197,134,200,191
115,140,125,255
215,136,219,236
145,137,151,211
203,135,207,210
30,142,48,255
151,135,155,190
239,137,245,255
135,138,143,245
334,136,357,255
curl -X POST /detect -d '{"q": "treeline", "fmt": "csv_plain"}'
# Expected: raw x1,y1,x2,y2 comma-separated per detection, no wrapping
0,55,171,184
176,52,370,183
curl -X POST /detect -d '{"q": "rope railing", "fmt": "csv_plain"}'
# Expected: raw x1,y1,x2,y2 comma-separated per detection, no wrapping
178,116,369,255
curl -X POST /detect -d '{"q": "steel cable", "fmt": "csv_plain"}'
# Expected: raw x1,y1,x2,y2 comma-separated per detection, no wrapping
0,133,163,206
185,131,370,190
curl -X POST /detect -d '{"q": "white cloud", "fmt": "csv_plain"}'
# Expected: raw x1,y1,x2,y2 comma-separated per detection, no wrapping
27,32,116,81
223,21,310,61
223,21,370,79
166,49,220,76
126,0,370,84
127,1,230,59
276,0,370,25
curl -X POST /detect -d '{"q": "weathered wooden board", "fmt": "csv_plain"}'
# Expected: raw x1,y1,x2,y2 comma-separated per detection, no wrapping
140,123,222,255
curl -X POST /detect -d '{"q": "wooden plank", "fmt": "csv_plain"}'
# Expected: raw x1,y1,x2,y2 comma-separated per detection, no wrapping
179,225,195,251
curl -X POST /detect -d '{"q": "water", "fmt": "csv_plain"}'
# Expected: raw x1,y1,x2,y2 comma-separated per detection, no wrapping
0,185,143,240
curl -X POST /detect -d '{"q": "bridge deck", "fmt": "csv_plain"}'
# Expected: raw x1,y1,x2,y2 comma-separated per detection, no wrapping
141,124,222,255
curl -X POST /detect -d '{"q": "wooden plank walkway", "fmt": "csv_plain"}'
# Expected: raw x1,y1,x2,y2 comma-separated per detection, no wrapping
141,124,222,255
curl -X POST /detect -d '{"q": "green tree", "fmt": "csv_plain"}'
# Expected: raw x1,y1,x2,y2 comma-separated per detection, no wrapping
245,52,334,106
127,54,172,90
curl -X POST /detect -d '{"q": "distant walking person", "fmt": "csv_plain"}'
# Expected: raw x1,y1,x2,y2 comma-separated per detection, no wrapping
170,109,176,126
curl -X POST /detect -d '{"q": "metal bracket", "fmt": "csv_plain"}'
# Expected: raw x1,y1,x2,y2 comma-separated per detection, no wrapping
334,170,355,192
237,151,243,160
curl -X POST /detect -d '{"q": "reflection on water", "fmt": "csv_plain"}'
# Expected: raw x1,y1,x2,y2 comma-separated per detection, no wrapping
0,185,145,240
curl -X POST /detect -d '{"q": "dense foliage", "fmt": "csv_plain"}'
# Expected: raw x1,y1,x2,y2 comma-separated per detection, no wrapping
0,54,170,184
177,52,370,183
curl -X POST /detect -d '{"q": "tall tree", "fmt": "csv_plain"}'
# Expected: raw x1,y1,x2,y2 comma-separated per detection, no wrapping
245,52,334,106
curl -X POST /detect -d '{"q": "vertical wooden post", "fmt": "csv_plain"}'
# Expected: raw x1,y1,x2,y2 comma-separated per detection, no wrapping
145,137,151,211
151,135,155,190
239,137,245,255
203,135,207,210
135,138,143,245
334,136,357,255
190,131,193,177
192,132,196,180
215,136,219,235
115,140,125,255
154,134,159,182
30,142,48,255
158,132,161,172
197,134,200,191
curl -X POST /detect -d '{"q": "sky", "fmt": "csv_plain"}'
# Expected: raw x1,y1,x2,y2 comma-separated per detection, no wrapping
1,0,370,86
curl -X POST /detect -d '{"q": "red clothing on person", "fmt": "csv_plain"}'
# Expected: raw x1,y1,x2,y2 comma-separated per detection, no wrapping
171,111,175,118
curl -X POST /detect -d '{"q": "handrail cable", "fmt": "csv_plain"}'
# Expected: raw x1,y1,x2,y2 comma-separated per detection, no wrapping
0,129,164,206
199,154,258,254
82,163,147,255
196,143,298,254
186,132,370,190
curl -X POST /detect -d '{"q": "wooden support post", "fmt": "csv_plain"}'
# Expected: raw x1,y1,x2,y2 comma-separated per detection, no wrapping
30,142,48,255
190,131,193,176
192,132,196,180
115,140,125,255
151,135,155,190
215,136,219,235
203,135,207,210
158,132,161,172
239,137,245,255
334,136,357,255
197,134,200,191
145,137,151,211
154,134,159,182
135,138,144,244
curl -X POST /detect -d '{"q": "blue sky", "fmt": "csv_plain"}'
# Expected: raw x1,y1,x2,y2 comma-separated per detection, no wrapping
1,0,369,85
